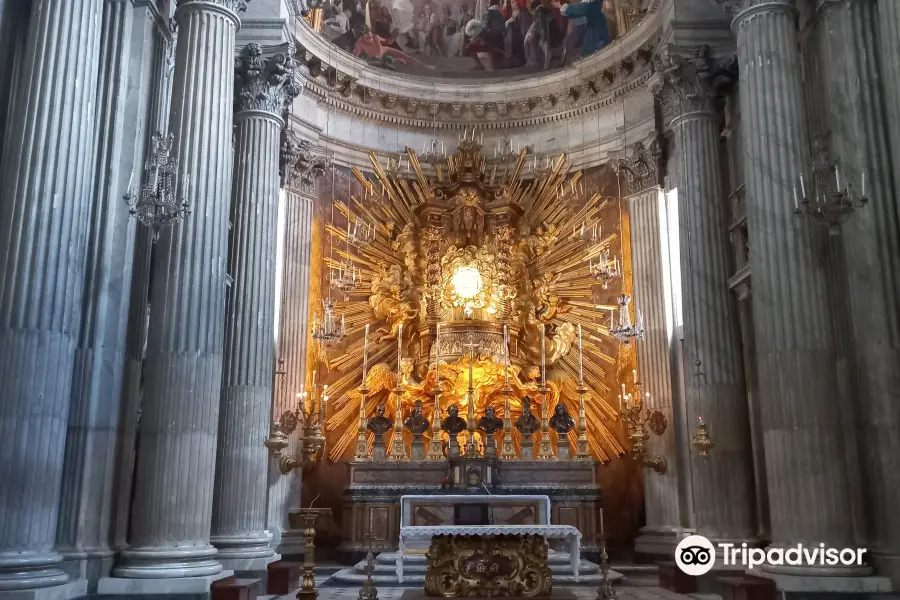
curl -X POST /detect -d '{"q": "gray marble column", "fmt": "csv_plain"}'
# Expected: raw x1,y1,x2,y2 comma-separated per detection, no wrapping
0,0,104,591
211,43,297,569
55,0,154,588
112,9,176,554
114,0,247,580
716,0,862,570
619,142,688,556
653,46,757,545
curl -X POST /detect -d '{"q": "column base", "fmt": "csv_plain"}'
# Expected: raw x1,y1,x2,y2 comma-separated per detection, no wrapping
211,534,275,561
112,545,222,579
749,570,892,594
97,571,232,596
870,551,900,588
0,552,69,592
0,580,86,600
634,527,685,559
276,531,305,560
217,555,279,573
59,550,116,593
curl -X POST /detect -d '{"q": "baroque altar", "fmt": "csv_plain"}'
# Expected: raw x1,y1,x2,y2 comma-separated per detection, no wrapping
279,131,656,564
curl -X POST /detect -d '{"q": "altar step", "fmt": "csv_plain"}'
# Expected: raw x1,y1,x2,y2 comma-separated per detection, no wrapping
329,551,625,587
611,564,660,587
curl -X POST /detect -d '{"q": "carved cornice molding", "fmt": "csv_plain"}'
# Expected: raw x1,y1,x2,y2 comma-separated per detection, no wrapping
650,45,737,120
235,43,301,116
280,131,328,193
615,139,662,195
712,0,797,23
288,1,662,128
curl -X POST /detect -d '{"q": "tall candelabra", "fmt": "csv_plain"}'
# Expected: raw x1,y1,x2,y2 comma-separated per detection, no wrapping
464,329,479,457
355,324,372,461
388,324,409,460
536,325,556,460
427,324,445,460
499,325,517,460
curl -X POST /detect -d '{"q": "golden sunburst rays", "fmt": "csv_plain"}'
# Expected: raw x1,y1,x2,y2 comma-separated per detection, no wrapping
316,151,628,463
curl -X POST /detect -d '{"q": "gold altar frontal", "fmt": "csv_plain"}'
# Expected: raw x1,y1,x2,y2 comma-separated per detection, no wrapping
425,534,552,597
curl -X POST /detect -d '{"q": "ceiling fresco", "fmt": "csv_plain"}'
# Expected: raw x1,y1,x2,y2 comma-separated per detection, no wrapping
308,0,648,75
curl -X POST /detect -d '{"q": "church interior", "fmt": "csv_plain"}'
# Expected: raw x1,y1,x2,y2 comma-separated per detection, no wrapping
0,0,899,599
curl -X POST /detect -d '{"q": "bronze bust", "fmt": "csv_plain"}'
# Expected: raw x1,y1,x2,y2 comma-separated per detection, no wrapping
440,404,468,437
404,400,430,435
515,396,540,436
549,403,575,434
367,404,392,436
477,406,504,435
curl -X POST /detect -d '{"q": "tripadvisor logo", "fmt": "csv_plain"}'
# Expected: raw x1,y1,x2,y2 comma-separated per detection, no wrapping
674,535,868,576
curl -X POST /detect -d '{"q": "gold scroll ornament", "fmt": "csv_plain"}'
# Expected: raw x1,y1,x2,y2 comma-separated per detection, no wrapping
425,534,552,597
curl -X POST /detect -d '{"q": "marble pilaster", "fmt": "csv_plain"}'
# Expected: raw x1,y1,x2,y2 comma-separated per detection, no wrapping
0,0,104,592
114,0,247,580
211,43,298,568
266,139,324,556
112,11,175,553
56,1,153,588
817,0,900,580
619,142,688,556
652,46,757,545
716,0,862,570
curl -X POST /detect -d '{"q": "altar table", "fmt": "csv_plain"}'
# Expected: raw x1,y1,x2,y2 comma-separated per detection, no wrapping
396,525,582,583
400,494,552,527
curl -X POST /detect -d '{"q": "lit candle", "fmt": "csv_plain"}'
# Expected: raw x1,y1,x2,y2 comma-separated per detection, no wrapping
312,369,317,391
632,368,637,383
621,383,626,398
504,324,510,385
578,323,584,384
320,385,328,422
540,324,546,385
793,185,799,210
609,310,614,331
363,324,369,381
397,323,403,375
698,415,704,425
296,392,303,411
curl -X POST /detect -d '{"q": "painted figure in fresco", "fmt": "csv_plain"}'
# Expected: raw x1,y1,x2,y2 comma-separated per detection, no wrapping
463,0,508,70
515,396,541,436
367,404,393,435
549,402,576,434
404,400,431,435
424,4,445,55
554,0,609,59
477,406,504,435
354,27,430,68
441,404,468,438
523,0,563,70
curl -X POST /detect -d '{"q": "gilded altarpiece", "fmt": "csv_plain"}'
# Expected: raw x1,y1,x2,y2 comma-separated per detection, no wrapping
296,145,643,558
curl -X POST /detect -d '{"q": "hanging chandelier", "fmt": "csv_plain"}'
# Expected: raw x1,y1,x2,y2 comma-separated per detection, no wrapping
311,298,346,347
329,259,359,299
420,136,446,164
347,216,375,247
124,132,190,242
794,137,867,235
610,295,644,343
589,250,620,289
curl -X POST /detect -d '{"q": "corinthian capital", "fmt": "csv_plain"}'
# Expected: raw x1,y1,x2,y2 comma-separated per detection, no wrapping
280,131,329,193
235,43,302,116
177,0,250,13
614,139,662,195
712,0,796,19
650,45,737,117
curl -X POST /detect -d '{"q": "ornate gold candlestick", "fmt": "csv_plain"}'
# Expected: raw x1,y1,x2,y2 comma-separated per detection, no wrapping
621,381,667,473
597,508,615,600
427,325,444,460
574,383,591,459
358,534,378,600
388,384,408,460
265,393,327,474
463,330,479,457
536,383,555,460
499,384,518,459
295,507,331,600
353,385,370,461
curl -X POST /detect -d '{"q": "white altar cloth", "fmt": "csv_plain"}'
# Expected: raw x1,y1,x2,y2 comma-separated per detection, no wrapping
399,494,552,527
396,524,582,583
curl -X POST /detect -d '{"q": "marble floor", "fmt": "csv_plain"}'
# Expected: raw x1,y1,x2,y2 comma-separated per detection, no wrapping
266,586,698,600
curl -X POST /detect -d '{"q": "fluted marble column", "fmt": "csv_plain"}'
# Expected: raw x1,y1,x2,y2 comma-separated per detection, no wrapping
211,43,298,568
716,0,861,569
619,142,690,556
56,3,159,588
114,0,247,580
653,46,757,545
113,11,176,553
0,0,104,592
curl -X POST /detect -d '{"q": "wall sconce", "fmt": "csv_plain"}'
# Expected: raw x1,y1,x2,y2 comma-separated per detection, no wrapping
621,378,668,474
264,381,328,473
691,416,714,457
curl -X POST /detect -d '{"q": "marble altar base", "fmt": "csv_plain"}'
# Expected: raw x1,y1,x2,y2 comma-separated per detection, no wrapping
401,590,578,600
